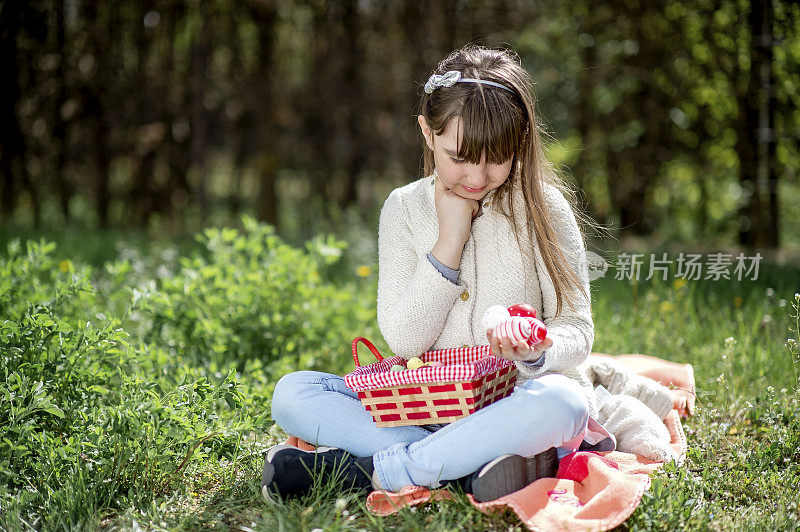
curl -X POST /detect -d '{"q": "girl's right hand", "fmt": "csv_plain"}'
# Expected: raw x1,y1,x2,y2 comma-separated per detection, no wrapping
431,176,479,269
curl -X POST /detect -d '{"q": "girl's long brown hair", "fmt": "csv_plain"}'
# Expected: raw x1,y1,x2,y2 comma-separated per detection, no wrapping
417,44,597,316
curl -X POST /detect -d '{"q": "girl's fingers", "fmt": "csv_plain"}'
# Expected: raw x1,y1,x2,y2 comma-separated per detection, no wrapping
516,341,532,358
492,332,504,357
471,201,480,219
491,330,551,362
512,342,532,361
489,331,501,357
531,337,553,354
500,335,516,359
436,176,479,213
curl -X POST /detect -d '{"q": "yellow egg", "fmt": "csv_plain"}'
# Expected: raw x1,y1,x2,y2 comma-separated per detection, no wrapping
407,357,425,370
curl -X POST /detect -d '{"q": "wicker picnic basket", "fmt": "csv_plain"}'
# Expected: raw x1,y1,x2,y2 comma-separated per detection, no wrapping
343,337,518,427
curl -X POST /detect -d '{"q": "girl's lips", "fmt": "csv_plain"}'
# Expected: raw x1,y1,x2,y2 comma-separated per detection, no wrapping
462,184,487,193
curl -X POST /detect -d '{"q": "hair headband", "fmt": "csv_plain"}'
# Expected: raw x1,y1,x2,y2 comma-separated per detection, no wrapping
424,70,514,95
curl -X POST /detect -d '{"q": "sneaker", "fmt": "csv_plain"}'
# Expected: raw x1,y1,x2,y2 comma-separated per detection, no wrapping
461,447,559,503
261,444,375,503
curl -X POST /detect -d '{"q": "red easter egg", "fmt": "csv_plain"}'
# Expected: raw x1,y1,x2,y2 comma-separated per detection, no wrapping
526,317,547,344
494,316,531,345
507,303,537,318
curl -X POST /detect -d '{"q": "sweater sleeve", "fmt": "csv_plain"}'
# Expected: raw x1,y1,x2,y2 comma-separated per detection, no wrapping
517,187,594,378
427,252,460,284
376,190,465,359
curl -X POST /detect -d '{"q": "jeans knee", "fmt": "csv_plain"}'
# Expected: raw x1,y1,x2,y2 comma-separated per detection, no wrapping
540,378,589,439
270,371,310,429
517,376,589,440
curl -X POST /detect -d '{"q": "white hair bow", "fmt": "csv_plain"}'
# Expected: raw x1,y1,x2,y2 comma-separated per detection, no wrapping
424,70,462,94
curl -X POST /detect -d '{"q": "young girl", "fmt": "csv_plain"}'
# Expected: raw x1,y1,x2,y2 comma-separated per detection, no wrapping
262,44,598,503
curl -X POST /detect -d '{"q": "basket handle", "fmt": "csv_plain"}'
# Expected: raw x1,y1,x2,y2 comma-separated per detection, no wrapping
351,337,384,366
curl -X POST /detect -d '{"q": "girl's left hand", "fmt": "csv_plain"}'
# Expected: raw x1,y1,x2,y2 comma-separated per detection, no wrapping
487,329,553,362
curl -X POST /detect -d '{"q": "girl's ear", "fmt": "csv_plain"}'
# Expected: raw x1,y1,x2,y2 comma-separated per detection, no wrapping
417,115,434,151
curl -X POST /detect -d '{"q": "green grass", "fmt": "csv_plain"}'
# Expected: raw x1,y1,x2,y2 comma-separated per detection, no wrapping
1,228,799,531
108,253,798,530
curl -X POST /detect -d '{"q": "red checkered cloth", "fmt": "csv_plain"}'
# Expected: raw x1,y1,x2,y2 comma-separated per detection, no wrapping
344,345,514,392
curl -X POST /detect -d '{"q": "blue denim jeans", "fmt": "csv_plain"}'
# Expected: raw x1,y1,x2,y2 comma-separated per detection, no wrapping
271,370,589,492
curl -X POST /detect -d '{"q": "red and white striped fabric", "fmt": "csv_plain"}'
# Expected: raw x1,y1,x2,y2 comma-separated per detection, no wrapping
344,345,514,392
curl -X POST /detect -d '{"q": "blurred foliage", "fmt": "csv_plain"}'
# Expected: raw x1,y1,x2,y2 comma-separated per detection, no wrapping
0,219,379,528
131,216,375,374
0,239,248,527
1,0,798,251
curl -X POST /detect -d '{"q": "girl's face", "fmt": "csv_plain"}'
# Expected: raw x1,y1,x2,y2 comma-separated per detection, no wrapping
418,115,514,200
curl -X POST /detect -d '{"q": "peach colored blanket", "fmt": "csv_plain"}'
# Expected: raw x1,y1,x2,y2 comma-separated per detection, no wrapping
284,353,695,532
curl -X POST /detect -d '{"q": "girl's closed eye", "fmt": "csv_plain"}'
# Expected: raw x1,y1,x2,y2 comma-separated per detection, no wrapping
450,157,466,164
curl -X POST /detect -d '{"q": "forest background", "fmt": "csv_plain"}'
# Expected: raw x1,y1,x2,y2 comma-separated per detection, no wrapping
2,0,799,258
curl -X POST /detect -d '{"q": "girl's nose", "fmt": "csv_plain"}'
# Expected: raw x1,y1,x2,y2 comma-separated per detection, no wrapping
465,164,489,188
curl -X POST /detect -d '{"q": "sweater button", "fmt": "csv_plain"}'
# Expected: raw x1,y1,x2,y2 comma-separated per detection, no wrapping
460,290,469,301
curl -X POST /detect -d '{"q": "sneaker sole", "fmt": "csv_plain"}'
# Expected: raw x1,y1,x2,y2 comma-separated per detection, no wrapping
526,447,559,484
261,444,338,504
471,448,559,503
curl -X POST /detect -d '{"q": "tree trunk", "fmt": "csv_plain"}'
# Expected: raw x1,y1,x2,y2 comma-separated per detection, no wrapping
163,3,191,230
0,2,23,223
758,0,778,247
0,2,42,224
191,0,209,224
440,0,459,52
737,0,775,248
340,0,366,209
400,0,434,179
83,1,111,227
248,0,279,226
306,1,335,207
95,116,111,227
53,0,70,223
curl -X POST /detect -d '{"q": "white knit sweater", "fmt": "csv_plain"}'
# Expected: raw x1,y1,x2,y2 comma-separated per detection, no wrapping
376,175,596,411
